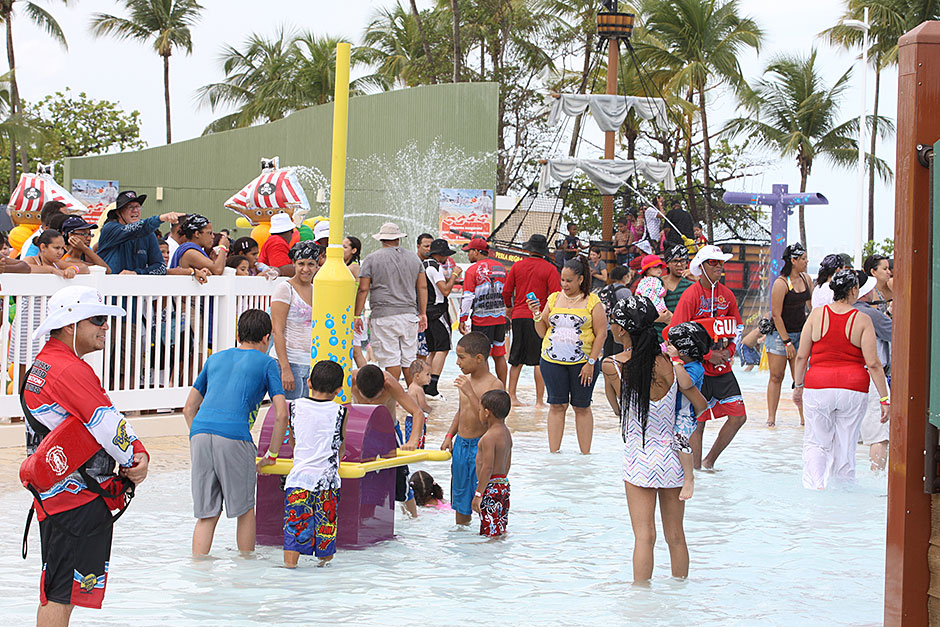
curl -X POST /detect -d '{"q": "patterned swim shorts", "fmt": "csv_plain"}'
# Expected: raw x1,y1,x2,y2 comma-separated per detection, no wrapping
283,487,339,557
479,476,510,537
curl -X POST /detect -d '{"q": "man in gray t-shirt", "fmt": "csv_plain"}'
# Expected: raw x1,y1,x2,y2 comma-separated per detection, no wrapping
355,222,428,385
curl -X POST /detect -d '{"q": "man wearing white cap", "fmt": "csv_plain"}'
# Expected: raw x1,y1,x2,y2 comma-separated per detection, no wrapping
355,222,428,385
21,286,149,625
668,245,745,470
258,212,297,276
313,220,329,247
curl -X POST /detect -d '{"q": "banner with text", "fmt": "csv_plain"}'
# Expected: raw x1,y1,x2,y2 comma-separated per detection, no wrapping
439,188,493,244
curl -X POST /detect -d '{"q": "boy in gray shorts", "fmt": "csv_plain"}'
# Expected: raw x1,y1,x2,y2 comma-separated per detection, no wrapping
183,309,289,556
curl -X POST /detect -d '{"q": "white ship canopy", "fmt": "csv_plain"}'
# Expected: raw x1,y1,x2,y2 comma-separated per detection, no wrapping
547,94,667,132
539,158,676,194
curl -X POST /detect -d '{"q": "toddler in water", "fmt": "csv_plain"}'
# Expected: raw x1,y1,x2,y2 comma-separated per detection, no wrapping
409,471,449,509
635,254,672,324
667,322,713,472
407,359,433,417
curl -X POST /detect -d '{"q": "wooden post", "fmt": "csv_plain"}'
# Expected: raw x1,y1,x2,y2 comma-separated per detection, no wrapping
886,20,940,627
602,37,617,273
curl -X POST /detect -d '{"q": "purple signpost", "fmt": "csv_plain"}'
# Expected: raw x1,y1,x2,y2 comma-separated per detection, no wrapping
722,184,828,285
256,403,399,549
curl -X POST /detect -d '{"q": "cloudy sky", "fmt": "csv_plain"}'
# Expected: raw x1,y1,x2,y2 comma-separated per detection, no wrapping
10,0,898,256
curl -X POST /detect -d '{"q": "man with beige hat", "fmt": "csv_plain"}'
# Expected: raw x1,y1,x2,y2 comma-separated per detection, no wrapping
355,222,428,385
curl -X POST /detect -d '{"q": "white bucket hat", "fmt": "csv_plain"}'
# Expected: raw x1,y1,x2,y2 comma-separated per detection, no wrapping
269,212,295,234
857,272,877,299
32,286,125,341
689,244,734,277
313,220,330,241
373,222,406,241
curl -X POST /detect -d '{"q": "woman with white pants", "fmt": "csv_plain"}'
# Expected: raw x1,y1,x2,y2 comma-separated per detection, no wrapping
792,270,890,489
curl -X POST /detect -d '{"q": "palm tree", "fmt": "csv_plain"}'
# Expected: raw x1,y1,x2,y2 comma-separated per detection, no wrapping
90,0,204,144
197,29,377,134
724,50,894,247
449,0,462,82
636,0,762,239
0,0,68,194
822,0,940,241
361,4,442,88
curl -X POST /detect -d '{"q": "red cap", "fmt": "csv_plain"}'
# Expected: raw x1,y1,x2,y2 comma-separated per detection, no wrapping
462,237,489,252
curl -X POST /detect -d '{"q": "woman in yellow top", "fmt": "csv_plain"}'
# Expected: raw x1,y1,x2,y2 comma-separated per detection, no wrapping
529,256,607,454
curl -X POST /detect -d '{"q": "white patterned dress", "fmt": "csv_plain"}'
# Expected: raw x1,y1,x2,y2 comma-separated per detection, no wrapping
620,375,692,488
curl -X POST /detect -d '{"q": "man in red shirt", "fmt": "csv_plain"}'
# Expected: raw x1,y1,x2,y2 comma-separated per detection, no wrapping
502,234,560,406
22,286,149,625
460,237,509,384
258,212,297,276
668,245,745,470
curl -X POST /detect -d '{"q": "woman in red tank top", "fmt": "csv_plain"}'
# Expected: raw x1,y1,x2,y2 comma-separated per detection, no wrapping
791,270,889,489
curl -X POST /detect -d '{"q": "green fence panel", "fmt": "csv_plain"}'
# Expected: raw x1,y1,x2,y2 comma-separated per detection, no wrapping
931,139,940,428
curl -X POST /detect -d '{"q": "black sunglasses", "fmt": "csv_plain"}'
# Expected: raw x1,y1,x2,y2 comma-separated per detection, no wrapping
88,315,109,327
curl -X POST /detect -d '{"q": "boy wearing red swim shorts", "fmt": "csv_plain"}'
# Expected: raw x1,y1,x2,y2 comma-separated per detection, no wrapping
472,390,513,537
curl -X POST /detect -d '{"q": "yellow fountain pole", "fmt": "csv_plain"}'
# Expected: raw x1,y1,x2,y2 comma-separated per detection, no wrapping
310,42,356,403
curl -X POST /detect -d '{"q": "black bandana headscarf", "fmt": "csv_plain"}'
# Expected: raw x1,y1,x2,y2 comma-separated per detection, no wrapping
784,242,807,259
830,268,859,301
665,244,689,263
609,294,658,333
289,240,322,262
667,322,712,361
180,214,210,238
819,253,844,274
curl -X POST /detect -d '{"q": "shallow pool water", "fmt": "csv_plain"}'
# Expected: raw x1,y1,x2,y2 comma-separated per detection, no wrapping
0,368,886,626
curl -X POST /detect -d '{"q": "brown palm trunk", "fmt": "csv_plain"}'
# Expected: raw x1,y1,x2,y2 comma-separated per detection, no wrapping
799,165,809,248
163,54,172,144
6,15,17,195
867,65,880,242
698,88,713,240
409,0,436,83
450,0,462,83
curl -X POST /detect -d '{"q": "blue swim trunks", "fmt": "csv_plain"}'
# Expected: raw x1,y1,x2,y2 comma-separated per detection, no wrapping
451,435,481,516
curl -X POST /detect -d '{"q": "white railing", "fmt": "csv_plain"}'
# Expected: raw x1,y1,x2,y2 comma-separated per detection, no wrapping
1,268,283,419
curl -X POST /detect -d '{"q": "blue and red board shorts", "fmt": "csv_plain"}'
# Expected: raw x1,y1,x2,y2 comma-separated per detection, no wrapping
700,372,746,421
479,475,510,537
283,487,339,557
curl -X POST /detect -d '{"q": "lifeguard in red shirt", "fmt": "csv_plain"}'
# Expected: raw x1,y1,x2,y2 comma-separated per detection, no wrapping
668,245,746,470
20,286,149,625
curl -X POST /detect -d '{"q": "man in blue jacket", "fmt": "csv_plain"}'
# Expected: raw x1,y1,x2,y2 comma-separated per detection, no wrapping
97,190,182,274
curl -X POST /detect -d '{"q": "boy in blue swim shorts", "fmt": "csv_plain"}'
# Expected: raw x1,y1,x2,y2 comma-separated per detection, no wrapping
441,333,503,525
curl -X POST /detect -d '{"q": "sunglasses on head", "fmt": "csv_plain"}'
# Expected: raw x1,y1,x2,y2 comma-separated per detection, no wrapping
88,315,108,327
705,259,724,267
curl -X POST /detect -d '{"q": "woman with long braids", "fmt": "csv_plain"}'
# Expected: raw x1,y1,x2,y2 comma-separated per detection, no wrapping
602,295,707,582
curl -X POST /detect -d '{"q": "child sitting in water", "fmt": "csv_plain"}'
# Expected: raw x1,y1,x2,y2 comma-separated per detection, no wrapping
263,360,347,568
472,389,513,537
351,364,428,517
409,471,449,509
442,332,503,526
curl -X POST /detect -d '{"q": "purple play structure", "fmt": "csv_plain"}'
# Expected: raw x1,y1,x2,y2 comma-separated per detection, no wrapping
722,184,828,284
255,403,399,549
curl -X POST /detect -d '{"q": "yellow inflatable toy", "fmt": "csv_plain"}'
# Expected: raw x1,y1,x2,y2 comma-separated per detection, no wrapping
257,448,451,479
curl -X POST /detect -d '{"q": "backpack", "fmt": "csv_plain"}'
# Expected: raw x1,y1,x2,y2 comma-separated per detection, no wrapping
423,259,449,318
